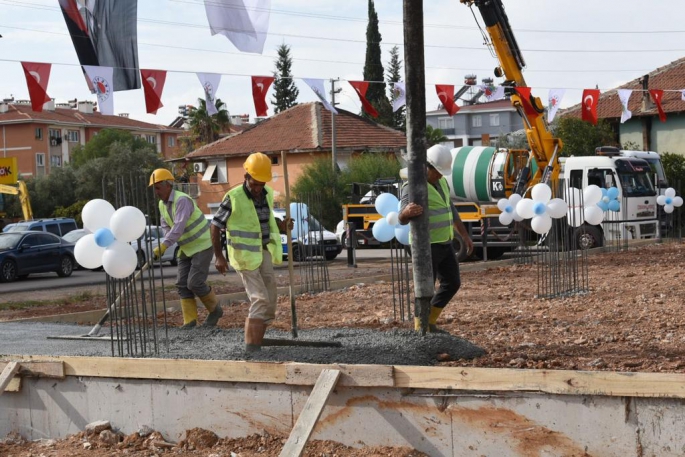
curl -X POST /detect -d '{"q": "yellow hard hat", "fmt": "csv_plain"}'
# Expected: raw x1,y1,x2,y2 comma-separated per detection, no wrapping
149,168,175,186
243,152,272,182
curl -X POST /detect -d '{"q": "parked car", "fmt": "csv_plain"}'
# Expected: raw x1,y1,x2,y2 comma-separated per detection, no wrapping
274,209,342,261
3,218,78,237
0,231,76,282
62,229,95,270
130,226,179,268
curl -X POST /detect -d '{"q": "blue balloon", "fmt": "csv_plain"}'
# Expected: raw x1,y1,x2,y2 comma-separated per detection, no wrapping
601,188,608,198
608,200,620,212
607,187,619,199
533,201,546,216
375,193,399,217
372,218,395,242
94,227,115,248
597,200,609,212
290,202,309,238
395,224,410,245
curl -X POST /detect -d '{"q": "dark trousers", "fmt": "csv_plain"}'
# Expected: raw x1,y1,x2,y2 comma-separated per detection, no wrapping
430,242,461,309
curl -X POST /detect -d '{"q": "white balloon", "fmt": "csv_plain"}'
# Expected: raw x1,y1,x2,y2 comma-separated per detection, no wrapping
386,211,399,227
516,198,535,219
499,211,513,226
547,198,568,219
531,214,552,234
110,206,147,243
497,198,509,212
531,183,552,203
583,185,603,206
102,240,138,279
657,195,667,206
584,205,604,225
673,196,684,207
508,193,523,207
665,187,676,198
512,209,524,222
664,204,675,214
74,234,105,269
81,199,115,233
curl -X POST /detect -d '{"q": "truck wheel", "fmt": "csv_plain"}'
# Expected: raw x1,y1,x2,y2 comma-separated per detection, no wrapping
475,247,506,261
325,252,338,261
292,244,306,262
574,225,603,250
452,233,469,262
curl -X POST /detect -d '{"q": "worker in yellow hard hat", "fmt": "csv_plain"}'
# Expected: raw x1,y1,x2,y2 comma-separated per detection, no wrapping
210,152,292,352
149,168,223,329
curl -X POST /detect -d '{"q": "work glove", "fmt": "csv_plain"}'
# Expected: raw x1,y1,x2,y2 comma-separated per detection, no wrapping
153,243,167,261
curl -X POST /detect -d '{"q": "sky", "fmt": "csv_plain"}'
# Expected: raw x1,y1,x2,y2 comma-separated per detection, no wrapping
1,0,684,127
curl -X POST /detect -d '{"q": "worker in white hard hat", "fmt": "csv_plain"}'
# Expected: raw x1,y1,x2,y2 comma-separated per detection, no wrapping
210,152,293,352
398,144,473,333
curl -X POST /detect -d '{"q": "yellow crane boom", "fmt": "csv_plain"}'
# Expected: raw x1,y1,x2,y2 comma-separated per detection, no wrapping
0,181,34,221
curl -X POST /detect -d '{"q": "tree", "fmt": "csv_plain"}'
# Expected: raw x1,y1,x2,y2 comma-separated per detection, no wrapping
552,117,617,157
425,125,448,147
363,0,393,126
272,44,299,113
660,152,685,190
386,45,405,131
70,129,149,168
187,98,230,146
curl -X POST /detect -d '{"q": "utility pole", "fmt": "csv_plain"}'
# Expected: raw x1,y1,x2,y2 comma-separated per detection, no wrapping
403,0,433,335
330,78,341,171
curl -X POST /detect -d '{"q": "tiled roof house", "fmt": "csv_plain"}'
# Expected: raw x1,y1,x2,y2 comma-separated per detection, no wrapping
560,56,685,154
184,102,407,213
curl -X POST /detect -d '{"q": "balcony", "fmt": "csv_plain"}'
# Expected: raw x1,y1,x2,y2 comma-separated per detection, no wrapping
174,183,199,198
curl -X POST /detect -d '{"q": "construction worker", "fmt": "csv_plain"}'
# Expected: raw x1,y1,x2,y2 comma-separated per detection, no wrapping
150,168,223,328
210,152,292,352
398,145,474,333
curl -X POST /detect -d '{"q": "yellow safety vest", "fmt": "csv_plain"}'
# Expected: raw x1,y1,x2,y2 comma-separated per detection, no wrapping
159,190,211,257
403,178,454,244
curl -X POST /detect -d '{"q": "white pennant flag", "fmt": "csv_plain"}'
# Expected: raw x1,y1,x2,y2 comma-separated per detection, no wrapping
83,65,114,115
681,89,685,101
547,88,565,123
392,82,406,112
480,84,505,102
204,0,271,54
302,78,338,114
617,89,633,124
197,73,222,115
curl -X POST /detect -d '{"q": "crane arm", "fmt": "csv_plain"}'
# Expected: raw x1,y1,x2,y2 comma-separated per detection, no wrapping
461,0,563,189
0,181,34,221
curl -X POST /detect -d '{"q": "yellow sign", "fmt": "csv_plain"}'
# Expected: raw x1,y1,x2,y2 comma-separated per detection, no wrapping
0,157,18,185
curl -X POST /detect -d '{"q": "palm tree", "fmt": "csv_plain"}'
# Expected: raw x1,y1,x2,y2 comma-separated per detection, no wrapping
187,98,231,145
425,125,448,147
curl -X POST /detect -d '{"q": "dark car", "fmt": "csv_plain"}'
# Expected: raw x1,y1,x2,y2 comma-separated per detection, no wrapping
0,231,76,282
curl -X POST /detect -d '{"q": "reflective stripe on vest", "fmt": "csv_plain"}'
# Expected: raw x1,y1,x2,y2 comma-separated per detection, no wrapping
159,190,211,257
225,185,282,271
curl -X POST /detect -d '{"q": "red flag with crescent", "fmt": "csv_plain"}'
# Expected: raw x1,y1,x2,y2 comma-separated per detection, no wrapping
649,89,667,122
513,87,539,117
251,76,274,117
348,81,378,118
581,89,600,125
436,85,459,116
21,62,51,112
140,69,167,115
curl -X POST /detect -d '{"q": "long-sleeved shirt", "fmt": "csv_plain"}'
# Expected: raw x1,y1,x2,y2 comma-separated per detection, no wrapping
160,189,194,248
211,182,272,245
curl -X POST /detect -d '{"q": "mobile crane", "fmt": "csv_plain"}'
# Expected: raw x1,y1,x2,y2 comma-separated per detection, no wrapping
0,181,34,221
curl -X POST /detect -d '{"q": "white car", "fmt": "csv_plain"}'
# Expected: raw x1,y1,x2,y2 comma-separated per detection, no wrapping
129,226,179,268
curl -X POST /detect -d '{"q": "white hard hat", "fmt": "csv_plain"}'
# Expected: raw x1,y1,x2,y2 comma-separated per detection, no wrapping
427,144,453,176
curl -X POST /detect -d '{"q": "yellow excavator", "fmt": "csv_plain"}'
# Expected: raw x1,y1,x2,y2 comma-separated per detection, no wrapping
0,180,34,221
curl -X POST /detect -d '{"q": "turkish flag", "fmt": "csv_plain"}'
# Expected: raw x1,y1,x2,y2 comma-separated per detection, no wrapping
649,89,667,122
348,81,378,118
436,85,459,116
251,75,274,117
513,87,539,117
581,89,600,125
21,62,51,112
140,69,167,115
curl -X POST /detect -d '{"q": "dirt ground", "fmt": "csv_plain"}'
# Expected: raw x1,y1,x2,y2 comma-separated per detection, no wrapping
2,241,685,455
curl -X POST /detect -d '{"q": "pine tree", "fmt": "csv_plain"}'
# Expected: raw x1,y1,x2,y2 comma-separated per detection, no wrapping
386,45,405,131
271,44,299,113
362,0,393,126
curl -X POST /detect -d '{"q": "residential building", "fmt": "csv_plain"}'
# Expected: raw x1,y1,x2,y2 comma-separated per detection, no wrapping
426,99,524,148
560,56,685,154
0,98,183,179
182,102,407,214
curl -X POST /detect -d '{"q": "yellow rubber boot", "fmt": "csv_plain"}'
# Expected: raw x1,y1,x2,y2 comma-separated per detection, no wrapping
428,306,447,333
180,298,198,328
199,289,223,327
414,317,421,331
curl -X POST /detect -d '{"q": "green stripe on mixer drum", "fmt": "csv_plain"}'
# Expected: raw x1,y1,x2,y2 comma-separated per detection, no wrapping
474,147,496,201
451,146,473,199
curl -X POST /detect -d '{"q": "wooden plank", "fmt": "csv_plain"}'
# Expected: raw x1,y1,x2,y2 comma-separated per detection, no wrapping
286,363,393,387
0,362,20,396
0,361,64,378
4,377,21,392
394,366,685,398
279,369,341,457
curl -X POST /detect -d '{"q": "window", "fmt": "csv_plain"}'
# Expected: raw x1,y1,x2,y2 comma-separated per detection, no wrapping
471,115,482,127
59,221,77,236
67,130,79,142
35,153,45,177
45,223,60,236
271,156,279,165
35,128,43,140
438,118,454,130
51,155,62,167
49,129,61,139
146,135,156,144
202,164,218,183
490,113,500,126
167,136,175,147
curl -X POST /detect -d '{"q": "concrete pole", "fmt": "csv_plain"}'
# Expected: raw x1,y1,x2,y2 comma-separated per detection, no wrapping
403,0,433,335
330,79,340,171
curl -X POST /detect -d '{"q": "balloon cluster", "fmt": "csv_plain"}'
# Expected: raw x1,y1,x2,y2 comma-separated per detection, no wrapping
74,199,147,279
497,194,523,225
597,187,620,212
514,183,568,235
372,193,410,245
657,188,684,214
567,185,605,227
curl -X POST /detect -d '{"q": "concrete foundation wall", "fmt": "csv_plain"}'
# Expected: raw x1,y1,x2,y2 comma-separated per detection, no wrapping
4,375,685,456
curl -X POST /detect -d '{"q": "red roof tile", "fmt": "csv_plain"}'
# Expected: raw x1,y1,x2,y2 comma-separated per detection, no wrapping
561,56,685,120
186,102,407,159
